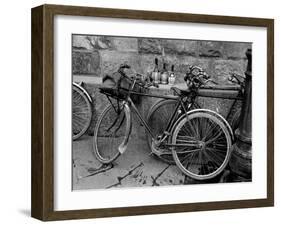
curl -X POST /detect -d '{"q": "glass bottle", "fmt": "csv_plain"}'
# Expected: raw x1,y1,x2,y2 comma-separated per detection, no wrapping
168,65,176,85
161,63,168,84
151,58,160,84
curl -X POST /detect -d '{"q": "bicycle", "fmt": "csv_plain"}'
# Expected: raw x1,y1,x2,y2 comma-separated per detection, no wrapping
93,64,243,180
72,82,93,140
146,65,244,163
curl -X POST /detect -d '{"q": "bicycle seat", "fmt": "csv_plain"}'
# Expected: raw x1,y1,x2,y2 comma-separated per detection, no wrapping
170,87,191,96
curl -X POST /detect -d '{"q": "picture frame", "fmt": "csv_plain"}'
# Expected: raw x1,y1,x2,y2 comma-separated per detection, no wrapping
31,4,274,221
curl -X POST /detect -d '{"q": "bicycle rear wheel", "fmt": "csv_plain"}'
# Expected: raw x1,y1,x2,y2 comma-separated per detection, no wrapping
72,84,92,140
93,103,131,164
171,110,232,180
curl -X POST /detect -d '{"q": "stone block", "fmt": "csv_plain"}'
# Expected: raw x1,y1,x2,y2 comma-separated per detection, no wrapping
112,37,138,52
100,50,141,76
72,35,114,50
72,50,101,76
223,42,252,60
138,38,162,54
86,36,113,50
199,41,224,58
209,59,247,84
162,39,197,56
72,35,93,50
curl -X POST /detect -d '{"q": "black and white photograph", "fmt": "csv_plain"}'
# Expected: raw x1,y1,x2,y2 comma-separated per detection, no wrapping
72,34,252,190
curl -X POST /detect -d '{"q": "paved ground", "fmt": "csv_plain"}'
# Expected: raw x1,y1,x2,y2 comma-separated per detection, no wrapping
72,125,225,190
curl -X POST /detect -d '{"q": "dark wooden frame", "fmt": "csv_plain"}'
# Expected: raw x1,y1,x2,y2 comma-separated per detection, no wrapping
31,4,274,221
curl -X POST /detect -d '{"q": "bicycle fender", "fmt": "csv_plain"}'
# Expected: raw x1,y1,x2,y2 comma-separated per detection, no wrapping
118,103,132,154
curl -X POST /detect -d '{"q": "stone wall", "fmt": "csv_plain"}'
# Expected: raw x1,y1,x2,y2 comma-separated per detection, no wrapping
73,35,251,84
72,35,251,135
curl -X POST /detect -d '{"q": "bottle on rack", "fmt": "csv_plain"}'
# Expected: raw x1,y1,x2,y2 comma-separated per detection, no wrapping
168,65,176,85
160,63,169,84
151,58,160,84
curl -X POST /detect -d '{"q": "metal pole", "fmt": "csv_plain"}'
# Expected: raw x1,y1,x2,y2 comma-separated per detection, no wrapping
229,48,252,180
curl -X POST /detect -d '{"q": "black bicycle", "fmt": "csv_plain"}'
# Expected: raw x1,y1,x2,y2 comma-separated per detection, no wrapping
146,65,244,164
93,64,243,180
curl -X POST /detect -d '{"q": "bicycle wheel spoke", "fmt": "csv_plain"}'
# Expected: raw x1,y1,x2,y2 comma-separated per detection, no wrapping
185,120,196,138
202,151,217,174
205,131,223,145
73,118,86,127
203,119,216,138
203,122,220,142
202,150,220,169
182,151,196,169
206,147,227,161
190,118,200,139
181,124,194,137
204,150,224,172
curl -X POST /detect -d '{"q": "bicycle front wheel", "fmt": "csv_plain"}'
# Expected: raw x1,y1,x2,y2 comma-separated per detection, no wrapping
171,111,232,180
72,84,92,140
93,103,131,164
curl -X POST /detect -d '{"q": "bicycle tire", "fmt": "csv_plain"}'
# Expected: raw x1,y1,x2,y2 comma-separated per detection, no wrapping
93,103,131,164
171,110,232,180
72,83,92,140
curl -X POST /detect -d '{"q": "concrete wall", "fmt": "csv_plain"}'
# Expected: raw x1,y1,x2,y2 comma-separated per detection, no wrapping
72,35,251,135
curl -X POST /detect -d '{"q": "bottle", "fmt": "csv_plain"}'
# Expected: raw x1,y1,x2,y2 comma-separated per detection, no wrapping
168,65,176,85
161,63,169,84
151,58,160,84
